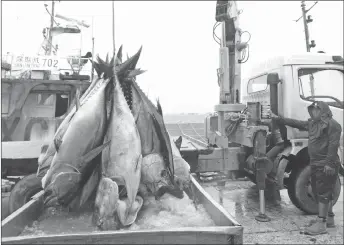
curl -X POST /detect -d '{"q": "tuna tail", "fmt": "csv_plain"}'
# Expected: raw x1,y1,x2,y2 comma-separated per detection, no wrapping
114,45,123,66
115,46,142,77
95,55,116,79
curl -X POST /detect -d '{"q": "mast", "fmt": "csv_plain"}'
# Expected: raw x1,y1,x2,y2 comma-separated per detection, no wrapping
112,1,116,55
46,1,55,55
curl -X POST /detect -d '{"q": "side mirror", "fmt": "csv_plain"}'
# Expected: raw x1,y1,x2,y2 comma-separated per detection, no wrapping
267,73,281,85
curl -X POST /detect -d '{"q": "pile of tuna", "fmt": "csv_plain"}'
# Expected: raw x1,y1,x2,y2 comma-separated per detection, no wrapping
36,46,193,230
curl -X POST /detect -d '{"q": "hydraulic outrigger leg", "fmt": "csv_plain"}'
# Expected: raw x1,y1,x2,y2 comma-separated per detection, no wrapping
253,131,271,222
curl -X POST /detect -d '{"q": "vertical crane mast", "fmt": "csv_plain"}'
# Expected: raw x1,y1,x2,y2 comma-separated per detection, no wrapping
46,1,55,56
216,0,242,104
214,1,247,148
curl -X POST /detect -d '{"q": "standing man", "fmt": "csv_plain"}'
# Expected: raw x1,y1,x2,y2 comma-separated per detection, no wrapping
271,101,342,236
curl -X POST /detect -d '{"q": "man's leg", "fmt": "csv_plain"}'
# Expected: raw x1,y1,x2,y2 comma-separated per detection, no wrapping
325,165,339,228
307,200,336,228
327,200,335,228
304,166,336,235
305,165,319,227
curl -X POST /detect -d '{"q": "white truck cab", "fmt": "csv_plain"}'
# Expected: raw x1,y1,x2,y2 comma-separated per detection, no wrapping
242,53,343,176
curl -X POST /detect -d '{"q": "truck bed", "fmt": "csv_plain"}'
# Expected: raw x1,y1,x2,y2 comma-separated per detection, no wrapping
1,175,243,244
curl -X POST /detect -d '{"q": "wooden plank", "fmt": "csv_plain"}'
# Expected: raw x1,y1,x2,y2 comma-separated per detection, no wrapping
191,175,242,227
1,141,46,159
1,191,44,237
1,227,242,244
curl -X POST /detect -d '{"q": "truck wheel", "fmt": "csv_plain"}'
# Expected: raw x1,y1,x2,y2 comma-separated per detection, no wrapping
8,174,43,214
287,165,341,214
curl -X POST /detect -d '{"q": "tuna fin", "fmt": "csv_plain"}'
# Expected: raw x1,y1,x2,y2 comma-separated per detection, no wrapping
151,114,175,184
127,69,146,78
156,98,163,116
80,140,111,164
54,138,62,152
174,136,183,151
135,154,142,172
79,163,101,207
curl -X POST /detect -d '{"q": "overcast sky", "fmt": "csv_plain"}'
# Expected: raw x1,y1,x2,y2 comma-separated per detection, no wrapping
2,1,343,114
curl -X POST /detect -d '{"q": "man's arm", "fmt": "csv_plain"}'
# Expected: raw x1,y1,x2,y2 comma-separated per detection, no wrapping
325,122,342,168
271,113,309,131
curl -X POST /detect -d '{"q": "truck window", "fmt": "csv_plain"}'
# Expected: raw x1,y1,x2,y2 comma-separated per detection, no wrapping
55,93,69,117
37,94,55,106
32,92,70,117
247,74,268,94
298,68,343,109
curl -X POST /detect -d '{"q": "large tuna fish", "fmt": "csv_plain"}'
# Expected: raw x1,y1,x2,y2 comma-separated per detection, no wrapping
93,49,143,231
114,52,184,200
37,46,124,178
42,75,112,208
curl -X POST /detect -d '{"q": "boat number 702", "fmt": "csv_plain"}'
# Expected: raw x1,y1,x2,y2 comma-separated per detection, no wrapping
41,58,58,68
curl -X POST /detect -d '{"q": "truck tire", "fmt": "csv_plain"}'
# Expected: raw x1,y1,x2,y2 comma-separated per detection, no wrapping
287,165,341,214
8,174,43,214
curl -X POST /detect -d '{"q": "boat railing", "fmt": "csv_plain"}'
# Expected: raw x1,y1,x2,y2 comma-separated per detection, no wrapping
1,54,94,80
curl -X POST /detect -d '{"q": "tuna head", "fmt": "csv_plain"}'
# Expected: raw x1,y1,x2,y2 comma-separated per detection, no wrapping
140,136,192,201
43,141,110,207
140,153,173,198
93,177,120,230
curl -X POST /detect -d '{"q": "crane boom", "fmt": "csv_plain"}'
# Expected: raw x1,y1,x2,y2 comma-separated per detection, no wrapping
216,0,245,104
213,1,248,148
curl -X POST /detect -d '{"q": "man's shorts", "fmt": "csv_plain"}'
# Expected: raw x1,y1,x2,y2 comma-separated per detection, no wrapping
311,165,339,204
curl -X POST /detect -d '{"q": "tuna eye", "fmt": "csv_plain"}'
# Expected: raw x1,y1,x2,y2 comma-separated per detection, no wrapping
160,170,168,178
